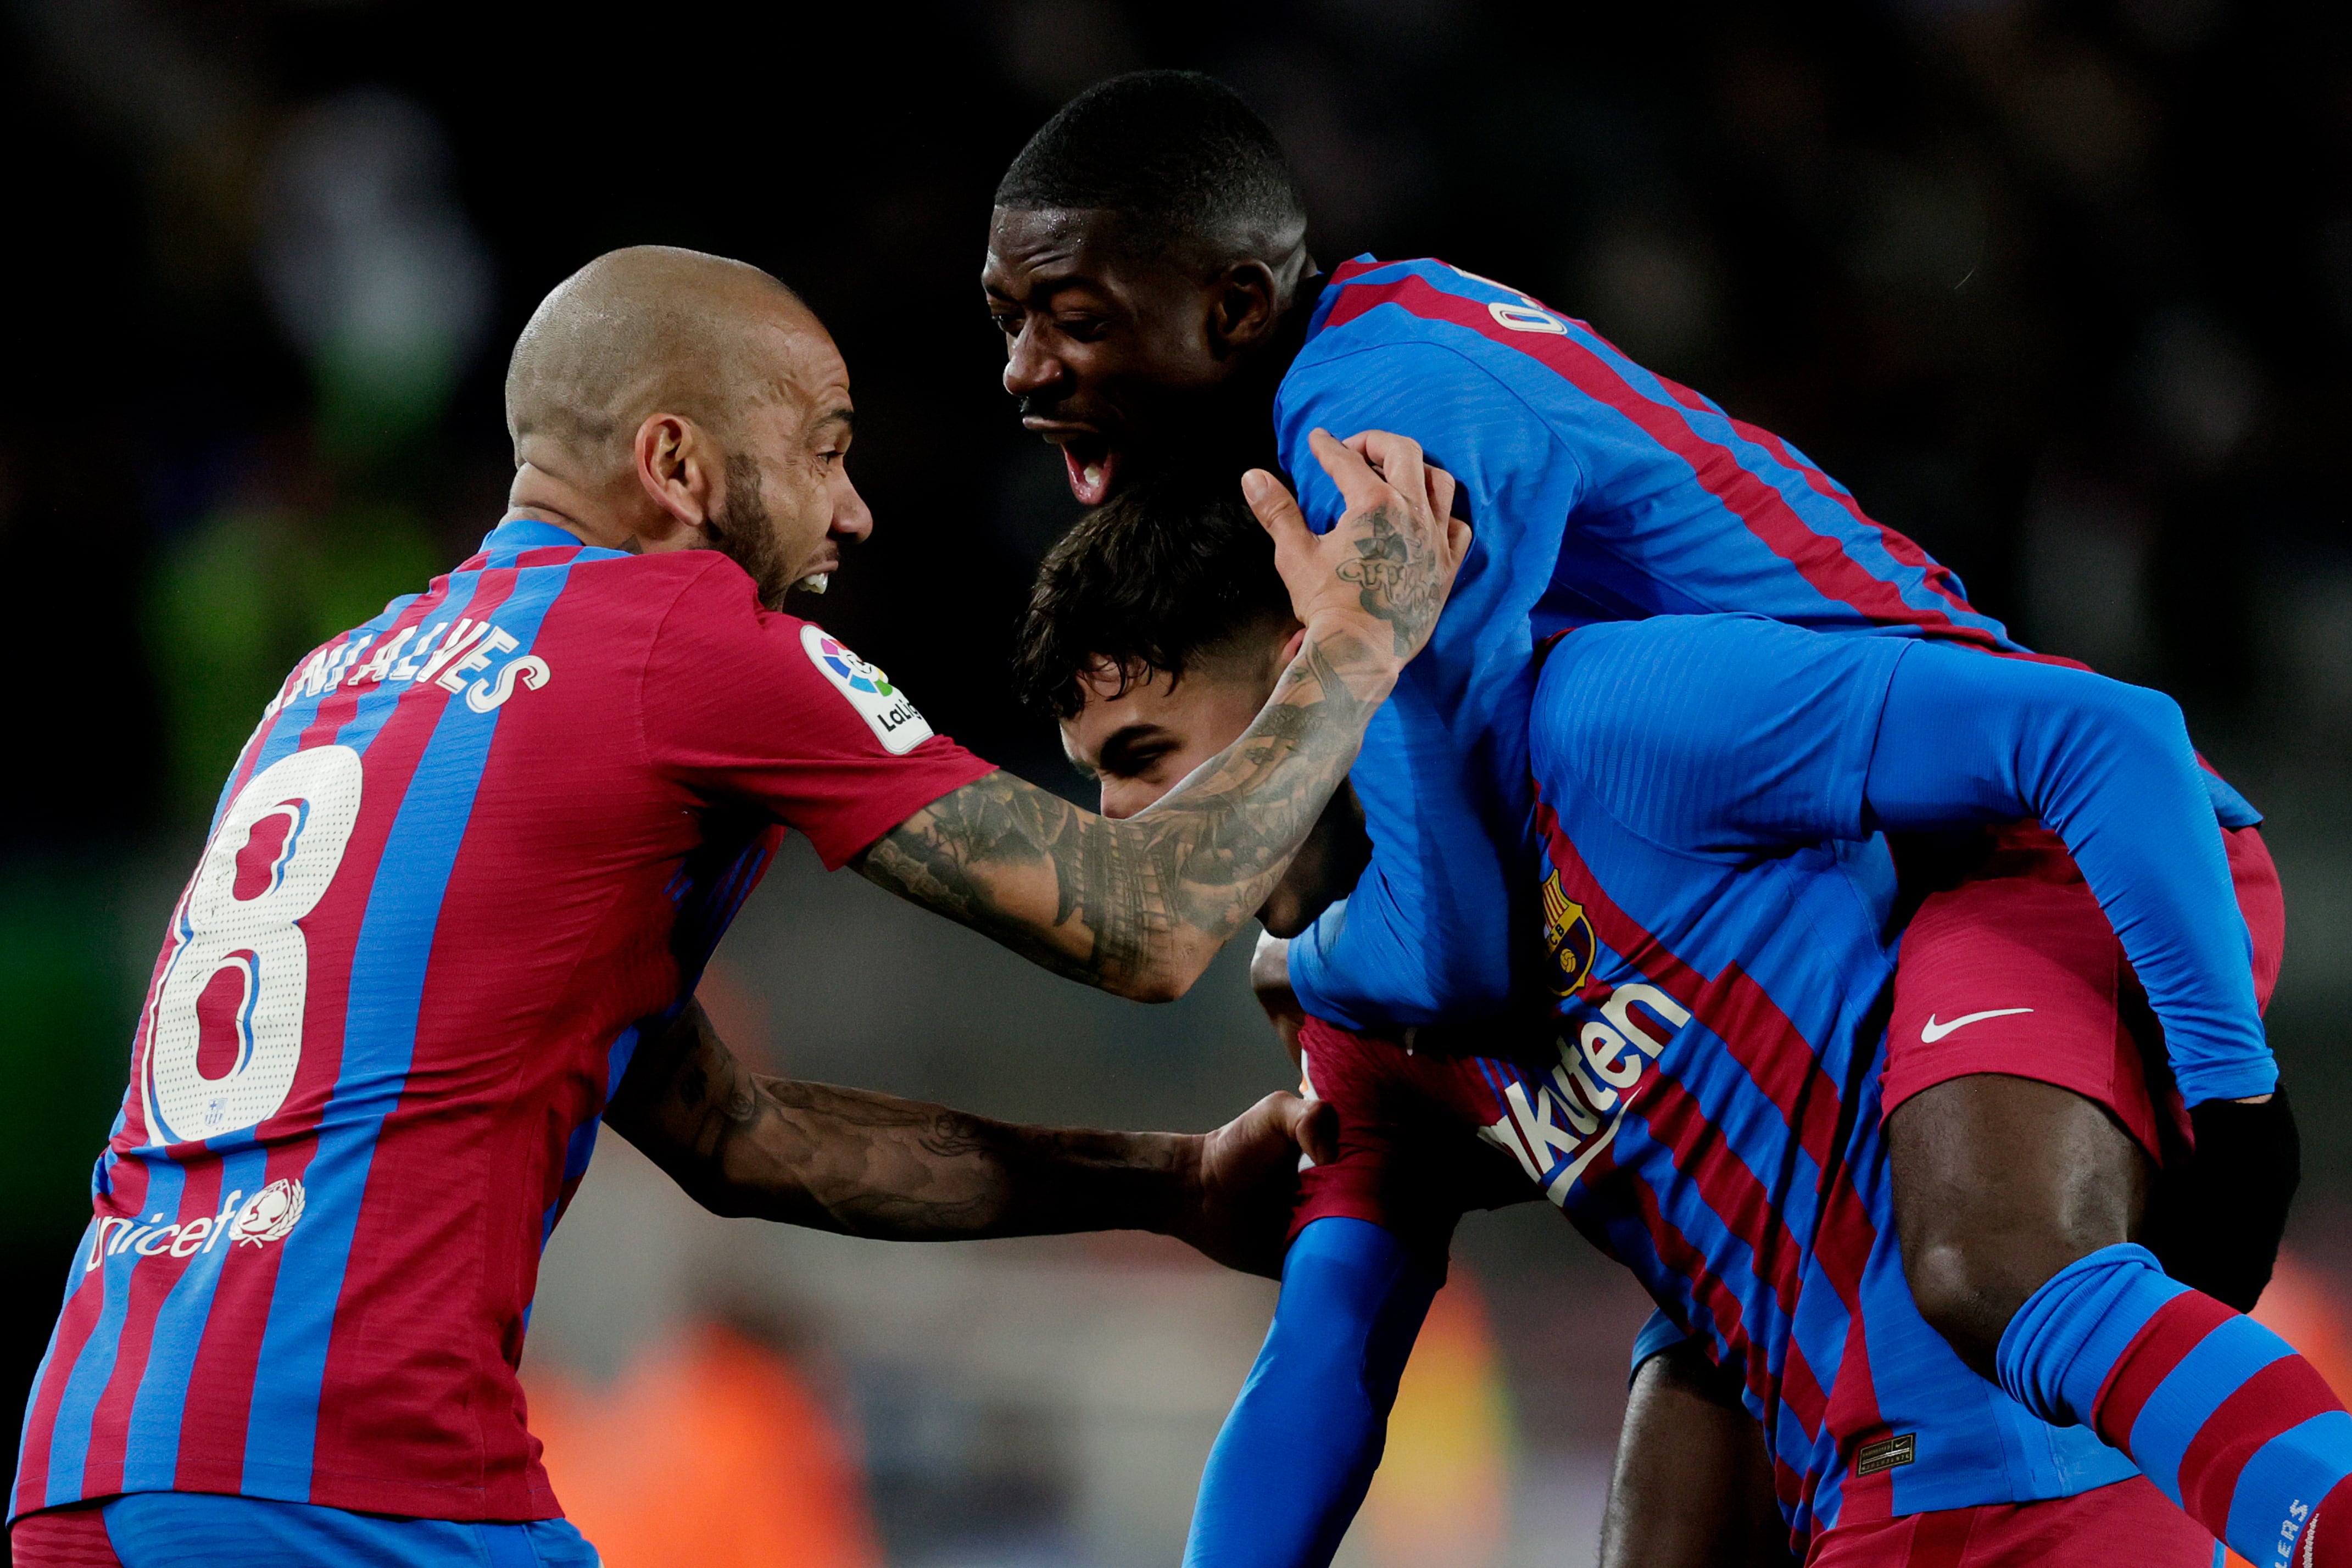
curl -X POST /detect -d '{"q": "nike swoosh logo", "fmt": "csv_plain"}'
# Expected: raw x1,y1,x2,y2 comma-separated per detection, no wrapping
1921,1008,2035,1043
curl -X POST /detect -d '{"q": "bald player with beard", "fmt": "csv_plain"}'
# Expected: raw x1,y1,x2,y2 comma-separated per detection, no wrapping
8,246,1468,1567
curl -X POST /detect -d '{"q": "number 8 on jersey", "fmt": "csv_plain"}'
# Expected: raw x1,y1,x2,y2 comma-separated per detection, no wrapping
144,745,364,1144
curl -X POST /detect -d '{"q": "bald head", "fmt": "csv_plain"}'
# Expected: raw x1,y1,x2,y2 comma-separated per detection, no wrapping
505,245,819,480
499,245,872,610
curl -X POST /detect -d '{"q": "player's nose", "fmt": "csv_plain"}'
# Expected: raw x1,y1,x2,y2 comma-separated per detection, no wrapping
1099,780,1146,821
1002,322,1066,403
831,469,874,544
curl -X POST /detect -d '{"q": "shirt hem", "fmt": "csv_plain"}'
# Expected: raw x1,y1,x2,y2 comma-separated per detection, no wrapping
12,1471,564,1526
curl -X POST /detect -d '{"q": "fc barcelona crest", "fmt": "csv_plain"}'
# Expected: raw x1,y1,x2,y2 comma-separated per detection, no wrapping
1540,870,1597,996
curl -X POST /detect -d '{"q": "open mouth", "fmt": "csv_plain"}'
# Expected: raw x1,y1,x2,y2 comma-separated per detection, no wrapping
1058,435,1117,507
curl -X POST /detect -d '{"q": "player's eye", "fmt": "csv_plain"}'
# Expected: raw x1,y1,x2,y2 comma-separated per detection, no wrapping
1056,315,1108,342
1106,744,1173,779
988,310,1021,337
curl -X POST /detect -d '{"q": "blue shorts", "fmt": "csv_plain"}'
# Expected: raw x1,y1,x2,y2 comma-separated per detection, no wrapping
10,1492,600,1567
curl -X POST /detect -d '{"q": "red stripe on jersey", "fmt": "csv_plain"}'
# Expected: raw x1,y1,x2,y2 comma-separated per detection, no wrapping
1575,1123,1833,1447
301,566,634,1515
1819,1265,1896,1527
1534,801,1896,1496
1321,269,2009,651
80,1162,226,1496
1538,805,1851,1200
1611,1148,1786,1426
9,1502,127,1566
165,1141,313,1494
1637,372,1991,637
2092,1289,2237,1449
19,1152,153,1510
1629,1074,1806,1321
13,1274,106,1517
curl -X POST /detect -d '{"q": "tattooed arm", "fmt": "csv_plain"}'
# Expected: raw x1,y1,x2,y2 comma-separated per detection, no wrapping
604,1000,1333,1276
854,430,1469,1002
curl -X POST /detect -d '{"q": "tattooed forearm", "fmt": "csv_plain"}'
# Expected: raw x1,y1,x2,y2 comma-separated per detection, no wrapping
854,627,1387,1000
605,1002,1194,1238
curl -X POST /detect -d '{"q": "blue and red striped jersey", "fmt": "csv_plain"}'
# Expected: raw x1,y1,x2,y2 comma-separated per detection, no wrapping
1274,255,2258,1033
1293,615,2162,1548
13,520,992,1523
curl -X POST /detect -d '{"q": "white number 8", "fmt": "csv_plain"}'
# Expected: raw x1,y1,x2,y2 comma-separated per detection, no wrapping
145,745,364,1145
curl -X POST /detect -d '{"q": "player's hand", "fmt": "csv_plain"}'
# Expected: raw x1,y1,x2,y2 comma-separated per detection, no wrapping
1172,1090,1337,1279
2147,1086,2301,1311
1245,427,1470,678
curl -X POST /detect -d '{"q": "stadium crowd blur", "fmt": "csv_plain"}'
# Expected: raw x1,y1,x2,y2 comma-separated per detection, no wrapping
4,0,2348,1563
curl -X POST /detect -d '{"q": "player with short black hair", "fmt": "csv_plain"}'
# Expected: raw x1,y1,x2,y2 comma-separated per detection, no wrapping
996,71,1308,264
1018,468,2351,1568
983,77,2310,1563
988,72,1315,508
1013,476,1292,722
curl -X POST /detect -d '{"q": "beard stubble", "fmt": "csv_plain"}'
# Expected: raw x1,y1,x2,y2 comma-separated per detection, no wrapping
707,453,795,610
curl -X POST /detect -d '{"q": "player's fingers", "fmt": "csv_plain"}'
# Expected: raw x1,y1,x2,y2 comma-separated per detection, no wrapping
1296,1096,1339,1167
1307,426,1389,514
1423,460,1458,534
1241,467,1308,547
1261,1090,1337,1167
1345,429,1428,522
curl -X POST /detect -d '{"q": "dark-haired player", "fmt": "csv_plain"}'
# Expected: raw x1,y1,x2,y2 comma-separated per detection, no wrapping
7,247,1468,1567
981,68,2305,1548
1014,475,2352,1567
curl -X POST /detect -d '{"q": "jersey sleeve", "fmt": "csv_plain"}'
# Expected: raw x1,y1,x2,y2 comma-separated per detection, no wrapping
640,560,996,869
1183,1217,1436,1568
1291,1018,1533,1271
1862,641,2273,1104
1278,336,1584,1028
1530,614,1913,854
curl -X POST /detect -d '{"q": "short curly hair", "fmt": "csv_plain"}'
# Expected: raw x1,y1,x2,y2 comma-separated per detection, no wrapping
1012,476,1295,721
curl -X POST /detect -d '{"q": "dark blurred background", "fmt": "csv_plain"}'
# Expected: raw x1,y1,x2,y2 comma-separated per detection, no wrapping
4,1,2348,1563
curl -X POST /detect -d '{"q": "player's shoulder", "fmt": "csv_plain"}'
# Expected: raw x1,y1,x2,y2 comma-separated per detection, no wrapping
1284,255,1626,445
1300,254,1603,364
1534,615,1907,791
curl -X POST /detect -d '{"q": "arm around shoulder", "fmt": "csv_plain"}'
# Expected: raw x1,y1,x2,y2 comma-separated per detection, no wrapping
854,431,1469,1002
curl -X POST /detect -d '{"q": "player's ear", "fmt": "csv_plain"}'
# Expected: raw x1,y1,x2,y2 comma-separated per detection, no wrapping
632,412,721,544
1207,258,1283,358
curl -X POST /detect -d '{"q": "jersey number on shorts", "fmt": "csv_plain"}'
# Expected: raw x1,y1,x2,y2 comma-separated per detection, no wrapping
144,745,365,1144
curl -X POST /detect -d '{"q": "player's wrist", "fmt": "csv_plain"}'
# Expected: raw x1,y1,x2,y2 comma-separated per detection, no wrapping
1295,620,1403,704
1153,1131,1208,1239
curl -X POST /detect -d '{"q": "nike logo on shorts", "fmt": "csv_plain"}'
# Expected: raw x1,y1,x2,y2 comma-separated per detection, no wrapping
1920,1007,2035,1043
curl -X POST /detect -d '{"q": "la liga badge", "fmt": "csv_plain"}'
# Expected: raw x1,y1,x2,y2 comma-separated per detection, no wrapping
801,624,935,755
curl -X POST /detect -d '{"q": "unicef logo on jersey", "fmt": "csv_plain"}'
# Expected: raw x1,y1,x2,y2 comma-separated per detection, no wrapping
83,1177,308,1274
228,1178,305,1247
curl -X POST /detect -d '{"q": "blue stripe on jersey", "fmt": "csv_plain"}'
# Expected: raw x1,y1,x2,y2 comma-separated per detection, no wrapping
226,595,424,834
539,1014,650,1252
238,558,572,1499
43,1161,187,1504
118,1145,271,1491
2131,1321,2295,1509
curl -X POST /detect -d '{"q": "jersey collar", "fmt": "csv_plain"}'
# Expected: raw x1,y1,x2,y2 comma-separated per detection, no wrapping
473,516,634,566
